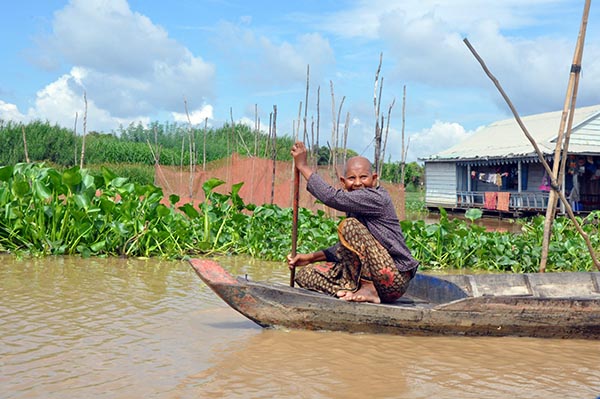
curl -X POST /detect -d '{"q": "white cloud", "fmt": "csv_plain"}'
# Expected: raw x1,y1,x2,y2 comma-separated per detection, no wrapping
319,0,572,39
1,67,151,132
27,0,215,131
408,120,473,161
237,116,255,129
172,104,214,125
216,22,335,88
320,0,600,117
0,101,25,122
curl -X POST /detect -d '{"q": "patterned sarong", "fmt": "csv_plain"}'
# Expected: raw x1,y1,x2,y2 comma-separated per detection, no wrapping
294,218,414,303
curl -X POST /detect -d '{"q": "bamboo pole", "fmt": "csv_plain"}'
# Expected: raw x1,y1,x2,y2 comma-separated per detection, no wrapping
399,86,407,220
343,111,350,165
229,108,236,185
254,103,259,157
252,105,257,202
146,138,173,194
329,80,336,172
265,112,272,159
154,125,161,164
203,117,207,171
21,126,30,163
290,166,300,287
304,64,310,148
464,37,600,271
381,97,396,173
179,132,185,189
291,102,302,207
335,96,346,170
79,91,87,169
373,52,383,174
311,117,315,167
401,86,407,186
270,105,277,205
540,0,590,272
73,112,78,165
375,78,384,175
296,101,302,140
184,98,195,200
149,126,161,186
316,86,320,169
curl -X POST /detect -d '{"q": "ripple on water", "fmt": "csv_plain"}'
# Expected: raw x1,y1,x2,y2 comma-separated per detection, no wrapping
1,255,599,399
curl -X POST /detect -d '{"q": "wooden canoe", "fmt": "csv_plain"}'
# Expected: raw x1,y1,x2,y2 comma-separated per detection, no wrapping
189,258,600,339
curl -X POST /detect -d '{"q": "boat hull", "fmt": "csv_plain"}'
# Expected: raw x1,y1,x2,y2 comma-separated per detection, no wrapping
189,258,600,339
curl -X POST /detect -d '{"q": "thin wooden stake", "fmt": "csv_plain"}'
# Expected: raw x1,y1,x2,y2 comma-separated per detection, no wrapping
184,98,196,200
21,126,30,163
290,166,300,287
304,64,310,148
271,105,277,205
79,91,87,169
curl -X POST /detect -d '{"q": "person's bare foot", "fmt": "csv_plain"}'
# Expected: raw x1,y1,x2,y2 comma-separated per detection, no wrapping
336,280,381,303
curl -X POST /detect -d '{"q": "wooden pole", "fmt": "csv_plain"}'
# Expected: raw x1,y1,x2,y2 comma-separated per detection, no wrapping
381,97,396,175
373,52,383,174
343,111,350,165
79,91,87,169
315,86,320,169
21,126,30,163
540,0,590,272
290,166,300,287
464,37,600,271
329,80,336,172
203,117,207,171
304,64,310,148
335,96,346,169
73,112,78,165
401,86,407,185
184,98,195,200
270,105,277,205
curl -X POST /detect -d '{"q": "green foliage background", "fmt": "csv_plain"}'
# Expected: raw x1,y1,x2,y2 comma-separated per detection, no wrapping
0,119,423,187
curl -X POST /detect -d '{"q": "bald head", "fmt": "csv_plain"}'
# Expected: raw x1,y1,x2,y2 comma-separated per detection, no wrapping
344,156,372,175
341,156,378,191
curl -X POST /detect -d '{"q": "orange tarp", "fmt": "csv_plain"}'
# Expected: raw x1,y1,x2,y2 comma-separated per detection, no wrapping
153,153,406,218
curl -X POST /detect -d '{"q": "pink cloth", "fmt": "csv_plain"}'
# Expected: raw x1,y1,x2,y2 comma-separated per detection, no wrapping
496,192,510,212
484,192,497,210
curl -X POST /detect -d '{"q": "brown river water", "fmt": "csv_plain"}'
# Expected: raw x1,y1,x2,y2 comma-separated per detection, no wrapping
1,255,599,399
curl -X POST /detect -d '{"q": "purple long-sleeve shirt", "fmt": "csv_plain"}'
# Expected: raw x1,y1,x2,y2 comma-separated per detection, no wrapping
307,173,419,272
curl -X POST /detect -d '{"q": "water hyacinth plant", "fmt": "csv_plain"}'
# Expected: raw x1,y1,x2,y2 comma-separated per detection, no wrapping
0,163,598,272
0,163,338,260
400,207,600,272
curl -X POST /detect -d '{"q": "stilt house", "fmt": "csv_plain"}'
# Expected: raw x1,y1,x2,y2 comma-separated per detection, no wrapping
422,104,600,216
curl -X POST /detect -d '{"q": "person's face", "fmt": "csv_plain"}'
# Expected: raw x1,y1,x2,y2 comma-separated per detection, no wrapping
340,159,378,191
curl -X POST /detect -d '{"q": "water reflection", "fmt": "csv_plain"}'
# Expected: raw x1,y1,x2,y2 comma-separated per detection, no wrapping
422,213,523,233
1,255,599,399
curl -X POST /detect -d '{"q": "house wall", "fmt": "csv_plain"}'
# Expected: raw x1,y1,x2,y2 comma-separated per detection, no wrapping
425,162,457,206
457,165,468,190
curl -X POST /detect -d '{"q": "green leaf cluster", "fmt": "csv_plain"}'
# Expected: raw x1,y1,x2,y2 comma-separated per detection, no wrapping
401,208,600,272
0,163,337,260
0,162,596,272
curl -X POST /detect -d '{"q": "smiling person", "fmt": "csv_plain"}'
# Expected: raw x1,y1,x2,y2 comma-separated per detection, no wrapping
287,141,419,304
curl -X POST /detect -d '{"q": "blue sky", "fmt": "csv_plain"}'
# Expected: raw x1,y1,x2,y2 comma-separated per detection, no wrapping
1,1,599,162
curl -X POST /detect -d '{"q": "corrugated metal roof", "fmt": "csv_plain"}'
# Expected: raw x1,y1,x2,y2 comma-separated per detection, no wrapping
424,104,600,161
